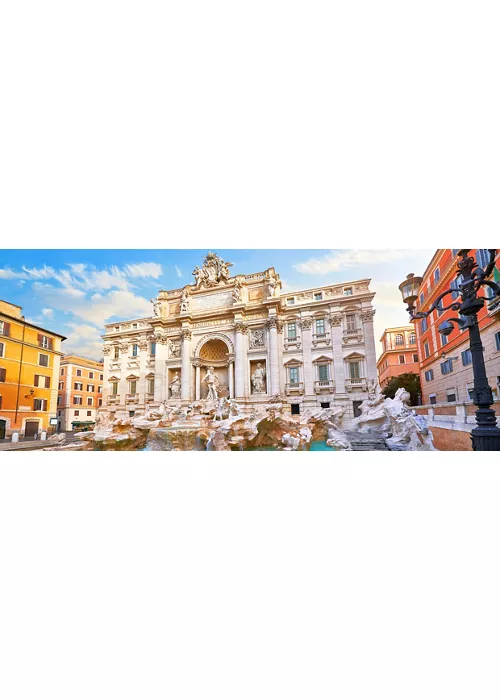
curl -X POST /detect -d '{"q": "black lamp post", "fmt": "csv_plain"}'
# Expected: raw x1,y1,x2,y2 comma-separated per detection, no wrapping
399,249,500,451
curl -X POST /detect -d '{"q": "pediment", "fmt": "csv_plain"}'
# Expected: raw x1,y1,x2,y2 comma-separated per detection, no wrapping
284,357,303,366
126,374,140,380
344,351,364,360
108,376,120,382
312,355,332,363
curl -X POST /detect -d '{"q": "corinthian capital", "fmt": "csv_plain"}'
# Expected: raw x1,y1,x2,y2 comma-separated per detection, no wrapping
181,329,192,340
360,309,376,322
329,313,342,327
298,318,313,330
234,321,248,334
102,345,112,355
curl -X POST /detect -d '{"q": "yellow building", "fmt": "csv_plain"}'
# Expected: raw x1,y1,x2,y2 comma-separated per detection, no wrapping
0,300,66,439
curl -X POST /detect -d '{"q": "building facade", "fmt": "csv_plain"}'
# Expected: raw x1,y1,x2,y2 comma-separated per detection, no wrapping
414,249,500,406
377,326,419,388
0,299,66,439
101,253,378,423
57,355,104,432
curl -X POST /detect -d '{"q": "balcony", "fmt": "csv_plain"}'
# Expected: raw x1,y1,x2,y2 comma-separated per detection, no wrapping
107,395,120,405
342,328,363,344
312,333,331,347
314,380,335,393
345,377,367,392
125,393,139,404
145,393,155,403
285,382,304,396
284,336,301,350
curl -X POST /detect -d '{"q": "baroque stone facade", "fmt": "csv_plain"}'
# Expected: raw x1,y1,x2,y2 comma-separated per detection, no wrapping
101,253,378,423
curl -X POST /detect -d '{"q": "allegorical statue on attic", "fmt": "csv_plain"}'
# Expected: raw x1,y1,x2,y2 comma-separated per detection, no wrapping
192,252,233,288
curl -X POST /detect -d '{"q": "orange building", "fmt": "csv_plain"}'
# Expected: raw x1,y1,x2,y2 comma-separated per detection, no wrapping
377,326,419,388
57,355,104,432
0,300,66,439
414,249,500,405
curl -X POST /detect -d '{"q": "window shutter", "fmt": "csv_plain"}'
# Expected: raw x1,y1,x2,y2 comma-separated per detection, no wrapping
2,322,10,337
48,338,53,350
34,374,39,387
46,377,50,389
0,367,6,382
37,333,42,346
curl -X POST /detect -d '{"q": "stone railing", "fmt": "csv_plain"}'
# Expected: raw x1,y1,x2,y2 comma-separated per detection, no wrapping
145,393,155,403
314,380,334,393
312,333,331,346
414,399,500,430
345,378,367,392
107,395,120,404
284,336,301,349
125,393,139,404
285,382,304,396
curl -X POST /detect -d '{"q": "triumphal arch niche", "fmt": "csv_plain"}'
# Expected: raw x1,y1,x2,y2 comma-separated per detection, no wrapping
102,251,378,421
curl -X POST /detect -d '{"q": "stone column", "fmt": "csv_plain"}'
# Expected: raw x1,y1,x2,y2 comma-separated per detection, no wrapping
361,309,377,383
154,333,168,403
181,329,192,402
299,317,314,398
138,339,149,404
234,322,247,399
119,342,129,404
329,313,346,394
228,355,235,398
194,360,201,401
267,318,280,396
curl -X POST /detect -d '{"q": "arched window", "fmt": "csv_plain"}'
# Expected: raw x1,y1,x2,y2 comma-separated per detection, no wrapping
395,333,404,346
409,333,416,345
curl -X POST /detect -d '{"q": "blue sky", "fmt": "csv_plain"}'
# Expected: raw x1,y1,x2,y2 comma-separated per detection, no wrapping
0,249,434,359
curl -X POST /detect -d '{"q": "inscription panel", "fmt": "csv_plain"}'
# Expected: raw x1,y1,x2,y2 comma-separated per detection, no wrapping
191,291,232,311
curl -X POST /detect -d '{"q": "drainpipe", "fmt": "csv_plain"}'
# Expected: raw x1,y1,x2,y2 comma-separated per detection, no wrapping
14,323,26,426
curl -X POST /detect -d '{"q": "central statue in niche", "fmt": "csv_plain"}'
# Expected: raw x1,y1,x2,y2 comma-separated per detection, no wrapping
251,363,266,394
192,252,233,289
203,366,220,400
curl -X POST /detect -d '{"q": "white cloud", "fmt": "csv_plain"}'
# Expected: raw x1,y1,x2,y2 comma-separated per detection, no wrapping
41,308,54,319
175,265,183,278
294,249,433,275
124,263,163,279
0,268,28,279
62,323,105,360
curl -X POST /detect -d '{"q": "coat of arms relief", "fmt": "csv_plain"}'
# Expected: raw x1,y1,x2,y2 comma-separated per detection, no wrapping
192,252,233,289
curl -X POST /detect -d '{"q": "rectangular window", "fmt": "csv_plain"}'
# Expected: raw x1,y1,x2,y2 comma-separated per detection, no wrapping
74,382,83,391
399,355,405,364
57,396,62,405
495,332,500,352
447,389,457,402
287,322,297,340
76,369,82,377
147,377,155,394
429,394,437,405
413,354,418,363
346,314,356,332
74,410,80,416
420,318,428,332
132,344,138,357
462,349,472,366
420,292,425,305
314,292,322,301
150,342,156,355
87,384,94,392
424,341,430,358
100,374,103,381
132,324,138,330
289,367,299,384
89,372,94,379
321,402,330,409
98,386,102,393
34,399,47,411
349,362,361,380
440,359,453,375
60,368,64,375
424,369,434,381
0,320,11,337
343,287,353,296
434,268,440,283
87,397,93,406
111,382,118,395
39,335,50,349
87,410,92,416
129,380,137,395
98,398,103,406
315,318,325,335
440,333,449,346
287,298,295,306
467,383,475,400
318,364,329,381
34,375,50,389
0,342,4,358
74,396,83,405
58,381,63,390
0,367,6,382
39,354,49,367
114,347,119,359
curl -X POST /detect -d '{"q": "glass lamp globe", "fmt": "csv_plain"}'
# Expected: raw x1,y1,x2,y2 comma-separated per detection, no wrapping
399,273,423,305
